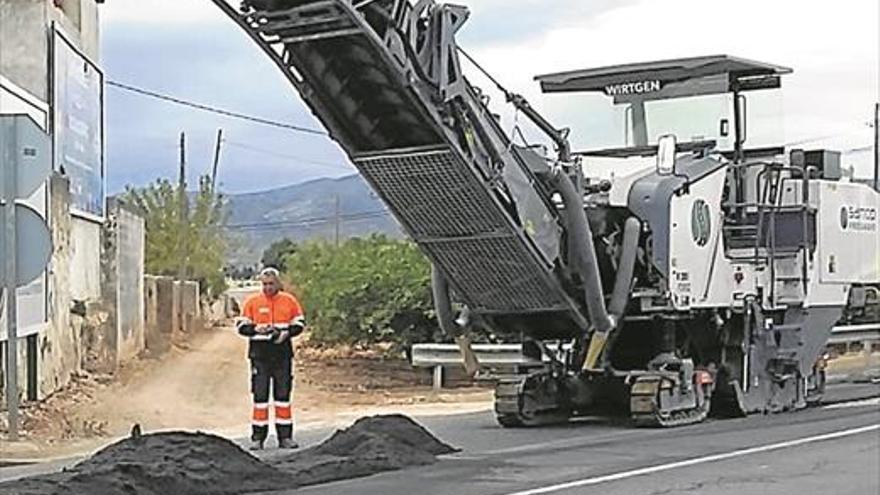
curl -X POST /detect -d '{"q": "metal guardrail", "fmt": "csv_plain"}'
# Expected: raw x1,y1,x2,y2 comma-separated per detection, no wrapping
826,323,880,345
412,323,880,389
411,343,539,368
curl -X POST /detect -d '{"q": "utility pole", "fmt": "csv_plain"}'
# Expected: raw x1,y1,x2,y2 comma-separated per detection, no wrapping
178,132,188,281
0,116,51,442
334,194,341,247
873,102,878,191
211,128,224,191
2,121,19,441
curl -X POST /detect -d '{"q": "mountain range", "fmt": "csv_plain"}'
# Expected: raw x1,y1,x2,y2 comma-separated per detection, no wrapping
224,174,402,265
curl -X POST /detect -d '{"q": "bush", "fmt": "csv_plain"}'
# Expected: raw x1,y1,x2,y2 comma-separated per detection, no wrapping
284,235,442,351
122,175,228,299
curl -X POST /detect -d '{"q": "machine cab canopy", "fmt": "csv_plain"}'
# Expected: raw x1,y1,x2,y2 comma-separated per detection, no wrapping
535,55,792,157
536,55,791,100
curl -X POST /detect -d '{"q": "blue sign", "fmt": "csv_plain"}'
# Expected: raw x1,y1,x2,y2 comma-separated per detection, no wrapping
53,29,104,218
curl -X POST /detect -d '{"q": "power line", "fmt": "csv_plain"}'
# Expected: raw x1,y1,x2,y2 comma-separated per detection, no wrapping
106,80,328,136
223,140,352,171
227,213,391,232
225,209,392,231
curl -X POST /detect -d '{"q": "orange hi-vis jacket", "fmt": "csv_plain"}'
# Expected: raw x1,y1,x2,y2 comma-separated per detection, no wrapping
238,291,305,341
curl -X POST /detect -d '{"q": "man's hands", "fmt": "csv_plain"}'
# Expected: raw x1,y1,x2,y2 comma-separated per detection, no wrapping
274,330,290,344
256,325,290,344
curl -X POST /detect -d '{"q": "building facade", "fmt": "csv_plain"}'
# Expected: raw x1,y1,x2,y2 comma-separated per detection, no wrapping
1,0,105,402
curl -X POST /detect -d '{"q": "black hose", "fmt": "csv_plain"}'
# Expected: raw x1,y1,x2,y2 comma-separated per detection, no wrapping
608,217,641,318
552,170,613,334
431,264,458,336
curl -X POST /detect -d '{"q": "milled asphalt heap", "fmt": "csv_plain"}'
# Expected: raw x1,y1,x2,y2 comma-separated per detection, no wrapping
274,413,458,486
0,414,458,495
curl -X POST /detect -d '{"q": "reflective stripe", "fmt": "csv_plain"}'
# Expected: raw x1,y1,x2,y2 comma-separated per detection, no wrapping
252,420,269,427
249,334,273,341
274,418,294,425
253,403,270,409
236,317,253,328
275,405,292,420
292,316,305,325
253,405,270,422
274,402,291,408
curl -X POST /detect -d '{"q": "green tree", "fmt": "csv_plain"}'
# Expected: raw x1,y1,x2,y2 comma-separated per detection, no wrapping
261,238,298,272
284,235,441,351
122,175,228,299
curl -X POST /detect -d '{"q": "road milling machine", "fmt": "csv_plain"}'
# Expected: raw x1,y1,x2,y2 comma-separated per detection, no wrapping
219,0,880,427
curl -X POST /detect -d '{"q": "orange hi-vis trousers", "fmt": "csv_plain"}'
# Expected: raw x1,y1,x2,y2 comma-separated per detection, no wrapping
250,355,294,441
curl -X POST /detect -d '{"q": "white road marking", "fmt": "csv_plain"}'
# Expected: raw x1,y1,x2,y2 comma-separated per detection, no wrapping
823,397,880,409
501,424,880,495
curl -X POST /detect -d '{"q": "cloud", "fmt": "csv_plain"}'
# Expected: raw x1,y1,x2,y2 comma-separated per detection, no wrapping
101,0,879,192
457,0,639,46
101,0,221,25
461,0,878,176
102,20,352,194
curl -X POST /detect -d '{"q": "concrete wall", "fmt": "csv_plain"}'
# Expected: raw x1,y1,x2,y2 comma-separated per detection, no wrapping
0,0,49,100
143,276,164,354
141,277,205,357
114,206,145,362
39,174,81,397
178,281,200,337
0,0,101,101
69,219,101,301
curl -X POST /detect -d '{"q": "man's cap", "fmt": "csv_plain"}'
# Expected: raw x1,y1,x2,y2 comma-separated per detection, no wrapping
259,267,281,280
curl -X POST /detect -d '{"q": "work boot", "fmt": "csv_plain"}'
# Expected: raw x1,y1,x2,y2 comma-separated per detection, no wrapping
277,438,299,450
248,439,265,451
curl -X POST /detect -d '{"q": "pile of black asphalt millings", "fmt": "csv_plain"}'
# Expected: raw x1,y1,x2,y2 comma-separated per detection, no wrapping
0,414,458,495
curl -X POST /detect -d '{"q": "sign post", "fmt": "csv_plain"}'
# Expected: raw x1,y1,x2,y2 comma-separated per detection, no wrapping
1,115,52,441
2,113,19,440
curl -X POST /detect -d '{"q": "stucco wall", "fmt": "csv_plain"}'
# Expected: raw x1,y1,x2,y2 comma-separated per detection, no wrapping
40,174,81,397
114,205,145,362
0,0,49,100
69,218,101,300
0,0,101,98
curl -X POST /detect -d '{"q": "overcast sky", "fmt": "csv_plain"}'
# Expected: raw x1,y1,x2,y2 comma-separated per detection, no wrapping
101,0,879,193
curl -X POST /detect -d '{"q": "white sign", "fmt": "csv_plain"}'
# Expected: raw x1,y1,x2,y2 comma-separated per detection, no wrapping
0,203,52,287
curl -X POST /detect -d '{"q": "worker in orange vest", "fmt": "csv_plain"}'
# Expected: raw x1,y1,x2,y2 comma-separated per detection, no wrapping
236,267,305,450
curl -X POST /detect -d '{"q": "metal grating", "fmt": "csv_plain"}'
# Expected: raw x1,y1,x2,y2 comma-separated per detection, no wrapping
426,236,567,311
354,147,569,312
355,148,509,238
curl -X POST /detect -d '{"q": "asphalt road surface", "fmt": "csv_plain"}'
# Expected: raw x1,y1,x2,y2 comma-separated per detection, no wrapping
290,386,879,495
1,385,878,494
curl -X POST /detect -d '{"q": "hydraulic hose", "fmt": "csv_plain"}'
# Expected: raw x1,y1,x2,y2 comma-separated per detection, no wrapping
431,264,457,336
431,265,480,376
608,216,641,319
599,216,641,370
551,169,613,334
